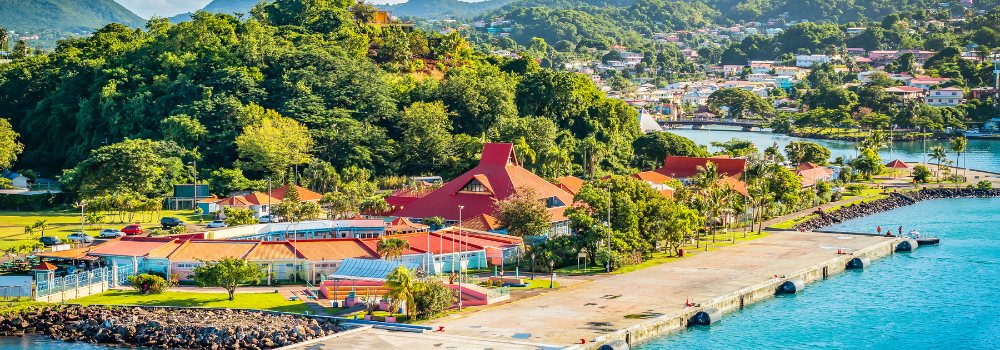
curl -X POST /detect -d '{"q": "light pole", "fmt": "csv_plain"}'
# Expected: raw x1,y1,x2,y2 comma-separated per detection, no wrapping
531,253,535,280
458,205,464,311
606,184,612,273
188,161,197,212
549,260,555,288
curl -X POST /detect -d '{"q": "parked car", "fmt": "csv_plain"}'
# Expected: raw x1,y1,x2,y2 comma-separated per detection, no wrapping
258,215,280,223
99,229,125,238
205,220,227,228
122,225,144,235
160,217,185,229
67,232,94,243
39,236,61,246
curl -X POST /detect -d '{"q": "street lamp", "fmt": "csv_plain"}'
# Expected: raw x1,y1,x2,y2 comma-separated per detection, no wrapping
606,184,612,273
549,260,555,288
530,253,535,280
458,205,464,311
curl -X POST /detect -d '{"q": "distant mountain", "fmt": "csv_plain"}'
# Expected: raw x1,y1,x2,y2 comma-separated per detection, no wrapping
0,0,146,33
170,0,259,22
382,0,520,19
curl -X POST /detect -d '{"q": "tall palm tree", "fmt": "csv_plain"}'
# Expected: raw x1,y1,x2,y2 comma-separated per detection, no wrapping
929,145,948,183
578,137,607,180
377,237,411,261
384,266,423,320
862,129,889,151
949,137,967,181
0,28,8,52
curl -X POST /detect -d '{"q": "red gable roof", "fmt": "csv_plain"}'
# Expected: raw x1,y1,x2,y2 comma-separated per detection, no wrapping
555,176,585,195
796,162,823,171
32,262,58,271
392,143,573,222
885,159,912,168
654,156,747,179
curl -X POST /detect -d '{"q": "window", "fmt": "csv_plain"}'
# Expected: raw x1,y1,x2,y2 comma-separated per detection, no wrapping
546,196,565,208
460,178,489,193
935,92,940,95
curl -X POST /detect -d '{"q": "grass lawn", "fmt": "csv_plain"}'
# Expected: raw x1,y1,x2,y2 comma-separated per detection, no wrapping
0,205,205,251
510,278,560,289
0,300,53,316
72,290,312,313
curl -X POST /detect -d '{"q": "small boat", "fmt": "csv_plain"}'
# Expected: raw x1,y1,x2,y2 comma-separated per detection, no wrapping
908,230,940,246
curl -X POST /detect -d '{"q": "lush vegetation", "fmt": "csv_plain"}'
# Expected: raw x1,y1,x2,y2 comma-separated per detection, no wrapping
189,257,269,301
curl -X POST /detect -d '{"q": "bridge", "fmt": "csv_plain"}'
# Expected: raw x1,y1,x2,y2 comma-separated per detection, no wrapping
659,118,770,131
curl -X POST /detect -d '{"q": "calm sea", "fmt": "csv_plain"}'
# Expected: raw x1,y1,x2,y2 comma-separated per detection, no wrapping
636,197,1000,349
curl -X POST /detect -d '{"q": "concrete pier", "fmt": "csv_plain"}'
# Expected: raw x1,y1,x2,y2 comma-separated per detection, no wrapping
427,231,903,349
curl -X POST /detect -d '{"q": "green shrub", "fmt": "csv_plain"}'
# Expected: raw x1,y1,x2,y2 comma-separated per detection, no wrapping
127,273,177,295
845,184,868,196
413,281,456,319
911,165,932,183
977,180,992,190
169,225,188,235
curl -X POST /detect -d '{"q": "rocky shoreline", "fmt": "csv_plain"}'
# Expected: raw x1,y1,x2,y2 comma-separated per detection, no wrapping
793,188,1000,231
1,304,342,349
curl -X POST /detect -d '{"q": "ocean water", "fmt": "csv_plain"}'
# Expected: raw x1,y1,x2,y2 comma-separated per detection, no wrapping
668,126,1000,174
635,197,1000,350
0,336,117,349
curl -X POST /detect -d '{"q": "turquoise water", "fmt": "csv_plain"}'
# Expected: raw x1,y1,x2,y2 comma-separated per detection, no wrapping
668,126,1000,174
636,198,1000,350
0,336,117,349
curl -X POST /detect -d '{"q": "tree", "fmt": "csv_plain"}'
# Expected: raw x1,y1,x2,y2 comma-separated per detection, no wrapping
189,257,268,300
929,145,948,182
62,139,185,199
852,148,884,178
707,88,773,118
12,40,28,59
128,273,177,295
0,119,23,171
376,237,411,261
493,186,551,237
633,132,709,169
912,164,932,183
422,216,446,231
527,37,548,54
413,281,457,318
949,137,967,181
222,207,260,226
711,139,757,158
385,266,422,320
977,180,992,190
784,141,831,165
234,105,314,178
398,101,454,174
160,114,208,149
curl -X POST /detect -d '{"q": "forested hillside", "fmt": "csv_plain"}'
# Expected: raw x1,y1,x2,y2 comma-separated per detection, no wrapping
0,0,145,32
700,0,1000,23
382,0,520,19
0,2,646,200
169,0,261,22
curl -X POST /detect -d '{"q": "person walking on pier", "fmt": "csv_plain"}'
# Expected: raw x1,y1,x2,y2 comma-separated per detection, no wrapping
898,226,903,235
877,226,881,234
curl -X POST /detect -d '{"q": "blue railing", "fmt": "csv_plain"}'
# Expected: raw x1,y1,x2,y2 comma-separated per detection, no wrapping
36,264,134,297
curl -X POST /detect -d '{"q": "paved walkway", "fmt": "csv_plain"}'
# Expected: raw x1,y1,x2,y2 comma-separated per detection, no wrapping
281,328,565,350
428,230,894,346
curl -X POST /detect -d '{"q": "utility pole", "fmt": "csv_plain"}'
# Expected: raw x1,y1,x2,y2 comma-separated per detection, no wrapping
458,205,464,311
606,184,612,273
188,161,198,211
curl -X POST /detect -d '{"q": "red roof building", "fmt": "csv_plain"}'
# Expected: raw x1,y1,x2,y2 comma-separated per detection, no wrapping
267,185,323,202
386,217,430,235
390,143,573,236
555,176,586,196
458,213,502,232
654,156,747,180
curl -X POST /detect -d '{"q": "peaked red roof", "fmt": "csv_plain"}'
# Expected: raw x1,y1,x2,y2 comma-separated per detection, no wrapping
32,262,58,271
885,159,912,168
555,176,585,195
631,171,675,184
796,162,823,171
267,185,323,202
387,217,429,232
392,143,573,222
654,156,747,179
458,214,502,232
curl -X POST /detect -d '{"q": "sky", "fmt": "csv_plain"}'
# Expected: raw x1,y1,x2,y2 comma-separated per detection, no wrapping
113,0,213,19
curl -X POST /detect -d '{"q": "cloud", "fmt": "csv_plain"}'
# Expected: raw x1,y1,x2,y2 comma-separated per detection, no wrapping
114,0,214,19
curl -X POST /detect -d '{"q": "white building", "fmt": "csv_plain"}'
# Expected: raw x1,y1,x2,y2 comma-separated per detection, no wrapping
924,87,964,107
795,54,836,67
620,52,644,66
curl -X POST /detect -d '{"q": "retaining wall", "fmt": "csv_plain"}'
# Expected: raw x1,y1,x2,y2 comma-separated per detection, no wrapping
578,237,902,350
35,282,109,303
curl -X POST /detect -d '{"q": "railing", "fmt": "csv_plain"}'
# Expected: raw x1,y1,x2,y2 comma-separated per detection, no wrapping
662,117,768,125
305,280,320,298
36,264,134,297
485,287,510,300
0,284,31,300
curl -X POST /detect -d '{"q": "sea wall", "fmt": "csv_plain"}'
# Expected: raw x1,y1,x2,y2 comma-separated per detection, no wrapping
795,188,1000,231
576,237,902,350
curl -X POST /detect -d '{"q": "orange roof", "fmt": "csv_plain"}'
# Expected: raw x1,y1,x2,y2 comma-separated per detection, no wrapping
631,171,675,184
796,167,833,181
268,185,323,202
168,241,257,261
198,197,219,203
659,188,675,199
458,214,501,232
387,217,429,232
38,246,98,259
87,237,177,257
32,262,58,270
290,239,378,261
247,242,306,260
719,176,748,196
796,162,823,171
147,241,186,258
243,192,281,206
555,176,585,195
885,159,912,168
215,196,252,206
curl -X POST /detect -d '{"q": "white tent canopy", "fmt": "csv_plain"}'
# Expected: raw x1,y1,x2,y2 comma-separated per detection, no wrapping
638,109,663,133
326,258,419,282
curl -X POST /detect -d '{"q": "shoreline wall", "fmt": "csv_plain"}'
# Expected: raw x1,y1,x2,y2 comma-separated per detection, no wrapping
794,188,1000,231
576,237,903,350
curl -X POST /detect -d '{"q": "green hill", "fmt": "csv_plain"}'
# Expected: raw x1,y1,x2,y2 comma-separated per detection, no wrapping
169,0,260,22
0,0,145,33
382,0,520,19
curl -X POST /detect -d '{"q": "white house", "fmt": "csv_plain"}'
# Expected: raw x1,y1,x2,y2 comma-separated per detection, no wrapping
0,171,28,189
924,87,964,107
795,54,836,67
681,91,711,106
620,52,644,66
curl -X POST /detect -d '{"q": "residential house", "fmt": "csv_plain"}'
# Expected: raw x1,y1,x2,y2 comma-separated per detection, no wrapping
681,91,711,106
630,171,676,198
795,54,836,67
907,77,951,90
924,87,965,107
747,73,773,82
165,183,210,210
653,156,746,184
845,47,866,56
884,86,926,103
847,27,867,34
386,217,430,235
0,171,28,189
555,176,586,196
795,162,834,188
267,185,322,203
390,143,575,236
211,192,280,217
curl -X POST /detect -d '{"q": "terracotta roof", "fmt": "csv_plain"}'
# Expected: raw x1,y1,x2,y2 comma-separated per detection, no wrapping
38,247,98,259
147,241,186,258
555,176,585,195
246,241,306,260
215,196,252,206
289,239,379,261
386,217,429,232
168,241,257,261
393,143,573,223
886,86,925,93
719,176,748,196
654,156,746,179
267,185,323,202
796,167,833,181
659,188,675,198
32,262,58,270
87,237,177,257
885,159,912,168
796,162,823,170
631,171,675,184
243,192,281,206
458,214,502,232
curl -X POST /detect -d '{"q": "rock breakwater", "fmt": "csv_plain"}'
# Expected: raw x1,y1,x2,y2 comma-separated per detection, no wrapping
0,304,342,349
794,188,1000,231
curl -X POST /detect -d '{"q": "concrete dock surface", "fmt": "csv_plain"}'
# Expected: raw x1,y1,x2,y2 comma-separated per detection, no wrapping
425,230,895,346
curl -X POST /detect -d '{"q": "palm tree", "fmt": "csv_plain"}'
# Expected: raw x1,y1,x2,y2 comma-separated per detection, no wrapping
0,28,8,52
862,129,889,151
385,266,423,320
949,137,967,182
929,145,948,183
377,237,411,261
578,137,607,180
